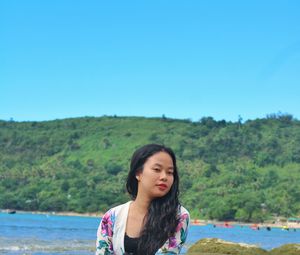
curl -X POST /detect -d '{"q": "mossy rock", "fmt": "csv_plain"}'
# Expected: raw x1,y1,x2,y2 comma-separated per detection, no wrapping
186,238,268,255
269,244,300,255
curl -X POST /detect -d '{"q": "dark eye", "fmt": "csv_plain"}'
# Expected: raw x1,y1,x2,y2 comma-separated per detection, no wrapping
153,168,160,172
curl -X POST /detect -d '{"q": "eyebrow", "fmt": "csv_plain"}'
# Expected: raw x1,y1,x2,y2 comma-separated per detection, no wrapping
153,163,174,170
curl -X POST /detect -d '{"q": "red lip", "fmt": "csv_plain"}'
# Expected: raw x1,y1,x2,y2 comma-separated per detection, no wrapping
157,184,168,189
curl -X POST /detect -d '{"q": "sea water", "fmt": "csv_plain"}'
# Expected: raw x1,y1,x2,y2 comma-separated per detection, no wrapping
0,212,299,254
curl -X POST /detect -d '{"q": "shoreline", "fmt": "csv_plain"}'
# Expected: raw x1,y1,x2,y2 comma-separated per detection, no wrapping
192,219,300,229
1,209,103,218
2,209,299,229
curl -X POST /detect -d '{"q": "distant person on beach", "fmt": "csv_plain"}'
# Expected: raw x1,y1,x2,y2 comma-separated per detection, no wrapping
96,144,190,255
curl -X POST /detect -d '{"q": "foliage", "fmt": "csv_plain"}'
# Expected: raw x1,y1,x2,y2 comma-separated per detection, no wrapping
0,114,300,221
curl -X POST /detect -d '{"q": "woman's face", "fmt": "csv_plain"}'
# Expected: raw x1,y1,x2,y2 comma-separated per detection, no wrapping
136,151,174,199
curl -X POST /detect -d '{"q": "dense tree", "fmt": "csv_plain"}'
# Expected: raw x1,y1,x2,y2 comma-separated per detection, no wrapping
0,115,300,222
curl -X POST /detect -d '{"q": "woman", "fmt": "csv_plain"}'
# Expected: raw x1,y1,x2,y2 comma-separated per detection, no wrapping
96,144,190,255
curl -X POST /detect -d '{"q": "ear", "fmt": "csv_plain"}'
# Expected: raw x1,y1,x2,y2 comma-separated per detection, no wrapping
136,171,141,181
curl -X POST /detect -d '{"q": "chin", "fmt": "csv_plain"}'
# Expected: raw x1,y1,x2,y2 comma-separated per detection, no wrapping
152,191,170,199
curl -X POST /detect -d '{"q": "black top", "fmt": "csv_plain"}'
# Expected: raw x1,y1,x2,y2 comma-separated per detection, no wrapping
124,233,139,255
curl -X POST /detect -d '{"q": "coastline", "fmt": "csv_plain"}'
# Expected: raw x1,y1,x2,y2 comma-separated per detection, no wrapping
191,219,300,229
1,209,103,218
2,209,299,229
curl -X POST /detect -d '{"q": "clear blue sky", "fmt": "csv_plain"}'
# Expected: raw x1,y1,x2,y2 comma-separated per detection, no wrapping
1,0,299,122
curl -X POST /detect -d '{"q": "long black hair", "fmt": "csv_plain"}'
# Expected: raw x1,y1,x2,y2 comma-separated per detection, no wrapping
126,144,180,255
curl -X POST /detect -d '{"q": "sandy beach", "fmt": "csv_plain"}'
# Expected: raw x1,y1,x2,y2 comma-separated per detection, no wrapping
1,209,102,218
190,219,300,229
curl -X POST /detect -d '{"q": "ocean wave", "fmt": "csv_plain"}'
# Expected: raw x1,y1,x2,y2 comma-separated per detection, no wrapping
0,237,95,253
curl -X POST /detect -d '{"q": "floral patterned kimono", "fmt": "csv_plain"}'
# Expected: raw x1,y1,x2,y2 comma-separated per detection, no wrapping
96,201,190,255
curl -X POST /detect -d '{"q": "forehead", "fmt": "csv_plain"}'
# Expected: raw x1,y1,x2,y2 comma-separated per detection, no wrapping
145,151,174,167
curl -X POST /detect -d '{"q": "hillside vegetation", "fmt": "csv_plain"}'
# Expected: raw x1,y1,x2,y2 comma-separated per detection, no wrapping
1,114,300,221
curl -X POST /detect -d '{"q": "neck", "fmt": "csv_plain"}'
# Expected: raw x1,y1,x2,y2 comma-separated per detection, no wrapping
132,193,151,215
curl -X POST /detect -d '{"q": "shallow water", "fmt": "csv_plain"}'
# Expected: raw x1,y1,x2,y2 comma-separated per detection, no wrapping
1,212,299,254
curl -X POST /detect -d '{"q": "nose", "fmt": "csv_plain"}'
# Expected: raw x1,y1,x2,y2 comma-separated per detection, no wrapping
160,171,167,181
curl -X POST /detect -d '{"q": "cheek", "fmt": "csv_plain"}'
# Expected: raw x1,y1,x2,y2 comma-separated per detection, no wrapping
169,176,174,185
167,178,175,193
142,172,157,183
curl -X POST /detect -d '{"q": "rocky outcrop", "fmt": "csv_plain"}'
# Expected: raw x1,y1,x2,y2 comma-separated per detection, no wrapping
186,238,300,255
269,244,300,255
186,238,267,255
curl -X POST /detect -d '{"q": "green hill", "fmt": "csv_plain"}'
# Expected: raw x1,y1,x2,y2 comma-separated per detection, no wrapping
1,113,299,221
